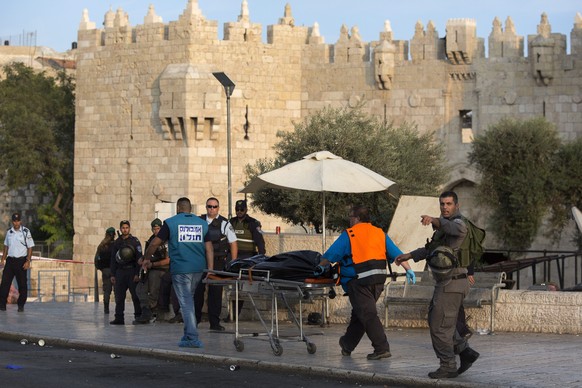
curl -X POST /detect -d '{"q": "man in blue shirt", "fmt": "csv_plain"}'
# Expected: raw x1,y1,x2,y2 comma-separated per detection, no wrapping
142,197,213,348
317,205,415,360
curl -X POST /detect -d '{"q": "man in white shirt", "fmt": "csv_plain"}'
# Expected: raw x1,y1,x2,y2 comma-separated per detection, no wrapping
195,197,238,331
0,212,35,312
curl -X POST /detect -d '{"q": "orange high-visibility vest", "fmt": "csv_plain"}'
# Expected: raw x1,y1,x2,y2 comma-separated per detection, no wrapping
347,223,387,285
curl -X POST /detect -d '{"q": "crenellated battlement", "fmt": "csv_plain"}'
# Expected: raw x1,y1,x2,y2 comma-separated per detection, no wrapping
77,1,581,68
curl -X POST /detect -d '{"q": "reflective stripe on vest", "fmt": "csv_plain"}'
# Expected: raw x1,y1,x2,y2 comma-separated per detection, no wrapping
347,223,387,284
232,219,256,253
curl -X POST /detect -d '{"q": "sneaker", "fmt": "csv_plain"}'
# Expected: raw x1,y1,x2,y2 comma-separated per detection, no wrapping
458,347,480,375
17,306,24,312
366,350,392,360
428,367,459,379
178,339,203,348
0,306,6,311
338,336,351,356
209,324,225,331
109,318,125,325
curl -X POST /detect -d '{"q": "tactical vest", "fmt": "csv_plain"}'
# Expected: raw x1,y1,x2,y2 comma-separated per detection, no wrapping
202,215,230,257
232,218,256,253
424,214,470,267
347,223,387,285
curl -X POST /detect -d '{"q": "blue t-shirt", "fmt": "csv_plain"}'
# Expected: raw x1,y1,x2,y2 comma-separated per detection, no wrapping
323,229,402,291
157,213,210,275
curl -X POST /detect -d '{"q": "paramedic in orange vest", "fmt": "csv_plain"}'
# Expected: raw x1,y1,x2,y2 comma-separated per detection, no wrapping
317,205,415,360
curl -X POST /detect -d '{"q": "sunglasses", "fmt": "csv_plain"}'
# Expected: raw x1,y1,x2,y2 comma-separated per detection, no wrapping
235,208,245,212
206,205,219,209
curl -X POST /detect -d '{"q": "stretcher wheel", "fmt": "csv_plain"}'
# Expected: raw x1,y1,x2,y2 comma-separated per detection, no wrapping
306,342,317,354
271,340,283,356
302,291,310,300
328,289,336,299
234,339,244,352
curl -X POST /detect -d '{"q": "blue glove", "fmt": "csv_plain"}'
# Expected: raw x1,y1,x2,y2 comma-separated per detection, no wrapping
406,269,416,284
314,265,325,276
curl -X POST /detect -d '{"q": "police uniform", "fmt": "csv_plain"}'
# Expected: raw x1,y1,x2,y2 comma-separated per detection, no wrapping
409,211,474,374
0,215,35,311
134,228,169,324
229,215,265,258
110,234,142,324
228,202,265,319
94,227,115,314
194,214,236,329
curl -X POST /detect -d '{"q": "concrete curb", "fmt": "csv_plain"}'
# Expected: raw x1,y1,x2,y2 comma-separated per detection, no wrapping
0,330,495,388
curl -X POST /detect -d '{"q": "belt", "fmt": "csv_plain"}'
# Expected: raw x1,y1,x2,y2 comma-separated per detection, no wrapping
451,273,468,280
7,256,27,260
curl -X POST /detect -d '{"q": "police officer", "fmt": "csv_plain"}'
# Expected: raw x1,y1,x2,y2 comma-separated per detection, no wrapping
94,227,116,314
194,197,238,331
134,218,170,324
226,199,265,321
396,191,480,379
0,212,35,312
109,220,142,325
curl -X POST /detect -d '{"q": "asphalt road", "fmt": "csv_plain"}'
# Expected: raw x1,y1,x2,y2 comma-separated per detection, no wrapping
0,339,393,388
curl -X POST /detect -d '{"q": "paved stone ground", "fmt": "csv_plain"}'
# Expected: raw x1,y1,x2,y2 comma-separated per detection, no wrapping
1,302,581,387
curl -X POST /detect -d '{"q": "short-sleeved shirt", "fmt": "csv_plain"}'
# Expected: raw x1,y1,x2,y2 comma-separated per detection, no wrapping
4,226,35,258
324,226,402,291
157,212,211,275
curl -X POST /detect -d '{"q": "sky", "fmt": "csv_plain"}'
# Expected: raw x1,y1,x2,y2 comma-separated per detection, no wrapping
0,1,580,54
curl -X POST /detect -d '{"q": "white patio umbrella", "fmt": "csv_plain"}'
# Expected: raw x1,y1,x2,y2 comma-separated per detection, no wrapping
240,151,398,252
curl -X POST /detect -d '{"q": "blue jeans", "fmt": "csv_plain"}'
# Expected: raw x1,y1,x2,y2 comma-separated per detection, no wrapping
172,272,203,341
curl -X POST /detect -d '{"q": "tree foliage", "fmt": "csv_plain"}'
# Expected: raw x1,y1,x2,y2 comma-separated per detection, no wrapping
245,106,447,232
550,137,582,247
0,63,75,252
469,117,561,250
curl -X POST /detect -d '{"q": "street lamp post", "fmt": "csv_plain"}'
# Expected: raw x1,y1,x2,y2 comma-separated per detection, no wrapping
212,72,236,219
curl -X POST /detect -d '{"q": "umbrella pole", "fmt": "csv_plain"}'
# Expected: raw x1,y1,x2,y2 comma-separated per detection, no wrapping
322,192,326,253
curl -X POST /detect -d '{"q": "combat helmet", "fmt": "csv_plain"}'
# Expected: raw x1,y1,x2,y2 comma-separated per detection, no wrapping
427,246,458,276
115,245,135,264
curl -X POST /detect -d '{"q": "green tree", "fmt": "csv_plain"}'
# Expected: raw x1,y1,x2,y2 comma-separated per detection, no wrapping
245,106,447,232
550,137,582,248
0,63,75,254
469,117,560,250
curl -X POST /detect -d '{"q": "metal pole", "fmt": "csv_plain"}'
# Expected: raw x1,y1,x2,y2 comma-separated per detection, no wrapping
226,89,233,220
212,72,235,220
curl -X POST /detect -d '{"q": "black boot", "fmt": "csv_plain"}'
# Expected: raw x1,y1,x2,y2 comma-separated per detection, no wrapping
110,317,124,325
458,347,480,375
104,302,110,314
133,307,152,324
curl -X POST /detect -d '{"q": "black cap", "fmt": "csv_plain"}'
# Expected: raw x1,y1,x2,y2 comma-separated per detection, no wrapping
11,212,21,221
235,200,247,210
151,218,162,228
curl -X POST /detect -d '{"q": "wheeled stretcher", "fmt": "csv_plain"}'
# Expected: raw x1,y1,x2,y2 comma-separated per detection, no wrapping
205,269,336,356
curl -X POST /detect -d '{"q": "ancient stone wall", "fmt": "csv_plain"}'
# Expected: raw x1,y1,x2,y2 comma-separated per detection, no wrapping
71,1,581,289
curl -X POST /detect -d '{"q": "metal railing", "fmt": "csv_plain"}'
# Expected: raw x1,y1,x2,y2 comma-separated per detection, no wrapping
480,249,582,290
